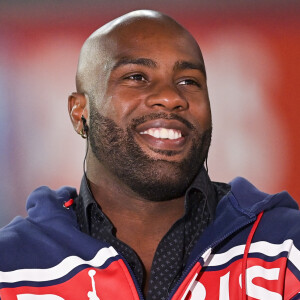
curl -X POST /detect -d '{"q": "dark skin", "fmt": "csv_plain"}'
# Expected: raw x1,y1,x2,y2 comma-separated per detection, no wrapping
68,10,211,293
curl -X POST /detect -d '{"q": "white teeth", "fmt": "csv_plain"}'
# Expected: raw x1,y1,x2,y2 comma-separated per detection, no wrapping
153,129,160,138
169,129,175,140
140,128,182,140
160,128,168,139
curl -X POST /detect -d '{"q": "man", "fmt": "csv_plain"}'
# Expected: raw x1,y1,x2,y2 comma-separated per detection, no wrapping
0,10,299,300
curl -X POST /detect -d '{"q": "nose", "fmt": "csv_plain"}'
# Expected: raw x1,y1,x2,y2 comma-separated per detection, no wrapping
145,85,188,111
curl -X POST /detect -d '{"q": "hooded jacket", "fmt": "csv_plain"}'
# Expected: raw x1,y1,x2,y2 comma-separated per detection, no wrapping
0,177,299,300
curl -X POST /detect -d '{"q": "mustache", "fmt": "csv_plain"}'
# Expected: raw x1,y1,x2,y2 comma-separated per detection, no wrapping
130,112,195,130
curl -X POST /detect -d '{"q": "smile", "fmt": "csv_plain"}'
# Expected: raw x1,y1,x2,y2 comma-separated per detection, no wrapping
133,118,191,156
139,128,182,140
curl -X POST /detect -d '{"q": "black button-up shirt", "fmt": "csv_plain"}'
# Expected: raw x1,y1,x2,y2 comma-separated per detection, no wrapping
74,168,230,299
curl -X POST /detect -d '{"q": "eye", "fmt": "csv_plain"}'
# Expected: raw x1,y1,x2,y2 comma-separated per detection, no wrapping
124,74,147,82
178,79,201,87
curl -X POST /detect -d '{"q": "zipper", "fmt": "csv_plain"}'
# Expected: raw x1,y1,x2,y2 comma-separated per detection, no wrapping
167,217,257,299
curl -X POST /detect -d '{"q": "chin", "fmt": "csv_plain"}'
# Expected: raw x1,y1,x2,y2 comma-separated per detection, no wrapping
121,159,199,202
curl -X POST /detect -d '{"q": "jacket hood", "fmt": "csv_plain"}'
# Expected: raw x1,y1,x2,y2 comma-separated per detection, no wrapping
186,176,298,267
228,177,298,217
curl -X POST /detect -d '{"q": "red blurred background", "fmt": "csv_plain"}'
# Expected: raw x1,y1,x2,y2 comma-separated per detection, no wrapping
0,1,299,227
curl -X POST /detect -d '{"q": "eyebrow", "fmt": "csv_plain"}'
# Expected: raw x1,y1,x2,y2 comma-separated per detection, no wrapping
173,60,207,78
112,57,157,70
111,57,206,78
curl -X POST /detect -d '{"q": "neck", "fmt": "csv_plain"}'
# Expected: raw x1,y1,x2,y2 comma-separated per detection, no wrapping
86,160,185,239
86,152,185,219
86,154,185,292
87,175,185,226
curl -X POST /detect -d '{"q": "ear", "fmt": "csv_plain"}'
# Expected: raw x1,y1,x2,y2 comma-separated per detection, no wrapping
68,92,88,134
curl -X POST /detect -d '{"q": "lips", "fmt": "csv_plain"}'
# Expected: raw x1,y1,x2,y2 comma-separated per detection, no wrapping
134,119,190,152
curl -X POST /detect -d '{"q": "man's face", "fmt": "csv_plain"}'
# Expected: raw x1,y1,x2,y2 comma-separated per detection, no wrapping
88,19,212,201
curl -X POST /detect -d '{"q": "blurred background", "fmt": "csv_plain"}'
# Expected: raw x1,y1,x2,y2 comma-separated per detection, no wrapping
0,0,299,228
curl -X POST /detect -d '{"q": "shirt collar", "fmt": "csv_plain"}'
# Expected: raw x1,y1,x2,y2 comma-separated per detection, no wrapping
185,166,218,217
77,175,100,233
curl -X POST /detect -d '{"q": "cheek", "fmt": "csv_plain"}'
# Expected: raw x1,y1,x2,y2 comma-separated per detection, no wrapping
101,89,144,125
189,97,212,131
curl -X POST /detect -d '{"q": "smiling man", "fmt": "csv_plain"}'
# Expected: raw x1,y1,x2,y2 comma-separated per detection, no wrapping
73,11,212,204
1,10,300,300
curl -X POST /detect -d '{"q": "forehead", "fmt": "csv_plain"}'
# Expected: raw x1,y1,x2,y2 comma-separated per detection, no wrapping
102,18,204,66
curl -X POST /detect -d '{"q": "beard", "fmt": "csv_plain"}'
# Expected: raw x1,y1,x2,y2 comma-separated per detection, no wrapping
88,102,212,202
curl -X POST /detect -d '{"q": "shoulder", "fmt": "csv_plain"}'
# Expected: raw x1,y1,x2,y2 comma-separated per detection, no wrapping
0,185,79,263
228,177,300,245
213,177,300,243
227,176,298,213
0,187,80,271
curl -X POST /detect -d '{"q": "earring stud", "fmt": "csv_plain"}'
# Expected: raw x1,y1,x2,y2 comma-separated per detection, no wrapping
79,128,87,139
